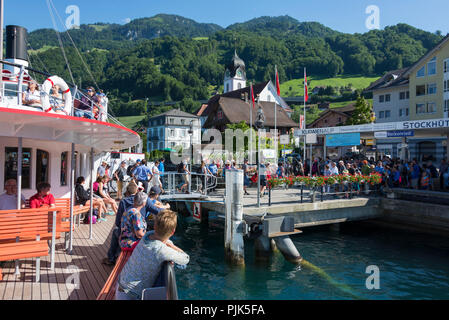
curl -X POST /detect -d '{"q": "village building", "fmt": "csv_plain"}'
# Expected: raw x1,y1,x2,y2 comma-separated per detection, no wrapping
198,51,296,133
366,34,449,162
146,109,201,153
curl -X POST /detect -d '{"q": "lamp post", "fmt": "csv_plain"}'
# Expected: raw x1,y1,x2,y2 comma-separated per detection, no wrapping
241,89,253,164
255,99,265,208
188,120,194,170
188,120,194,194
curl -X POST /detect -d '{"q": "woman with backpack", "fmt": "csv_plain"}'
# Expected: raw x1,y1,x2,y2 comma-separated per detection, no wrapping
75,176,107,221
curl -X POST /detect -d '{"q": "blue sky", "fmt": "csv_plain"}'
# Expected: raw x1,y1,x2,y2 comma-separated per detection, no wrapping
4,0,449,34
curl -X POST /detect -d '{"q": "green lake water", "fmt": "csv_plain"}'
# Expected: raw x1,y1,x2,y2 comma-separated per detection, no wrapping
173,219,449,300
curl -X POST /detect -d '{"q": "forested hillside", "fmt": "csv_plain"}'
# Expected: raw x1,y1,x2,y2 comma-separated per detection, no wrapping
26,15,444,118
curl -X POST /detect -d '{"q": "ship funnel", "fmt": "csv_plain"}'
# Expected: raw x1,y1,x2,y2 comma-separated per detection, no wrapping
5,25,29,74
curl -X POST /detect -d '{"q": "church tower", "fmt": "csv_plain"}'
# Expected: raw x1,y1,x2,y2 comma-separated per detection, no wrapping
224,50,247,93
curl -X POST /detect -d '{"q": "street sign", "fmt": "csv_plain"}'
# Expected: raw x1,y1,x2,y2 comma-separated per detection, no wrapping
280,135,290,145
295,118,449,136
305,133,317,144
398,143,408,149
374,131,387,138
262,149,277,159
326,133,360,147
387,130,414,137
365,139,375,146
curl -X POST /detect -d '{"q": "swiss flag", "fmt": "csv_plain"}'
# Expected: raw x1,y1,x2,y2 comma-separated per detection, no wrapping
275,66,281,96
250,83,255,109
304,69,309,102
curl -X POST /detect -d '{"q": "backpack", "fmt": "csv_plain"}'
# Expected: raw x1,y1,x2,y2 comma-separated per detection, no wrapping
127,164,136,176
83,209,98,224
177,162,185,173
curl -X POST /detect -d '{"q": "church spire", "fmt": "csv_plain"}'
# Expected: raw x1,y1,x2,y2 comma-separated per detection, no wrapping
224,51,247,93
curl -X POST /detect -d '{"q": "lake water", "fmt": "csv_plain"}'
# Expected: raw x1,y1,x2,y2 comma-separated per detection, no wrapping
173,219,449,300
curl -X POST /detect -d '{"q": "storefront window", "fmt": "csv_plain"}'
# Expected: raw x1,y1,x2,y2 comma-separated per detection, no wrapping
36,150,49,187
4,147,32,189
61,152,68,186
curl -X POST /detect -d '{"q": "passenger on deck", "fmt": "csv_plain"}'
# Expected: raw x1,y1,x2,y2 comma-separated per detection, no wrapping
114,161,127,201
96,175,118,215
119,192,148,251
22,80,41,108
0,178,26,210
29,182,55,209
74,86,95,119
150,160,163,193
102,184,166,266
132,159,152,193
116,210,189,300
197,160,212,194
177,160,190,194
74,176,107,217
49,85,66,114
97,160,107,178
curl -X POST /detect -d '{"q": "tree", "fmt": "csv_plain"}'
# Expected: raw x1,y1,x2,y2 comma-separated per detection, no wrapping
346,95,372,125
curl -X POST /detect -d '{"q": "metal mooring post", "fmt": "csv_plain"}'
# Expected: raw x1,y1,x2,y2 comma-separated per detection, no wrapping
300,184,303,203
224,169,245,266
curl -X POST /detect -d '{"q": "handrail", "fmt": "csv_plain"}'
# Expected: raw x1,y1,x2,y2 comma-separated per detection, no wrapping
0,66,126,125
162,171,218,196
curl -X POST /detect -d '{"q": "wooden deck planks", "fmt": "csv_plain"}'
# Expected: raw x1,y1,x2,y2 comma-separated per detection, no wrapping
0,214,116,300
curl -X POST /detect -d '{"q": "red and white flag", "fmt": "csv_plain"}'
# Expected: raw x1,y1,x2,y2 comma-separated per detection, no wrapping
304,68,309,102
300,115,305,129
275,65,281,96
250,83,255,108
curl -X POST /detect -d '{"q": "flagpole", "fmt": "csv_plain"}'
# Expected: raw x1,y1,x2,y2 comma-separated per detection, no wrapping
250,82,253,164
303,67,306,172
274,66,277,163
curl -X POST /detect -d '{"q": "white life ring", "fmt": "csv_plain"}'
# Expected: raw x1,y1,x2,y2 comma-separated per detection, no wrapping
41,76,73,115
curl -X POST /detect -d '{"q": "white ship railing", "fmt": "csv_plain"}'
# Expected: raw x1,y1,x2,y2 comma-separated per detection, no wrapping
0,59,127,128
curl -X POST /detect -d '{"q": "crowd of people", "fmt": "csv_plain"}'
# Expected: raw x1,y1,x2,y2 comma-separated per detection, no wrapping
274,156,449,192
0,158,189,301
21,79,107,120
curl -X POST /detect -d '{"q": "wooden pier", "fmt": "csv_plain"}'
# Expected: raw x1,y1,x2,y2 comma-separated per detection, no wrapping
200,187,382,227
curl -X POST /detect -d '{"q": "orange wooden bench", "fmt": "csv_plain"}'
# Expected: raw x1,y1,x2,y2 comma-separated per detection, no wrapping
0,207,61,282
96,250,132,300
23,197,90,252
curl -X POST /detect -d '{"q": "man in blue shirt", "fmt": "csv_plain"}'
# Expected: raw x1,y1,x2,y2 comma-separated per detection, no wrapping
374,161,385,175
102,185,168,266
158,158,165,189
132,159,152,193
411,160,421,189
208,160,218,176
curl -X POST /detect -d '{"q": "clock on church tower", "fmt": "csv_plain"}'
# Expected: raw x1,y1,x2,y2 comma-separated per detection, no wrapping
223,50,247,93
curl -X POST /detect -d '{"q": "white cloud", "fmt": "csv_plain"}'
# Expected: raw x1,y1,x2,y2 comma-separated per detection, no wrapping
123,18,131,24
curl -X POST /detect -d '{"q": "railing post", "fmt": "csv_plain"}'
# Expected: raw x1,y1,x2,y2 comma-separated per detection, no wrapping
17,65,24,106
300,183,303,203
188,172,191,194
72,85,78,117
50,210,56,270
269,185,272,206
321,185,324,202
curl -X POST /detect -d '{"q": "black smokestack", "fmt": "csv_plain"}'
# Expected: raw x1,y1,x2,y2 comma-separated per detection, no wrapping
6,25,28,62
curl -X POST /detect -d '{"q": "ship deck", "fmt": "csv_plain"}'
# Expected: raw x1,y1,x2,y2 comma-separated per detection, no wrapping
0,216,115,300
